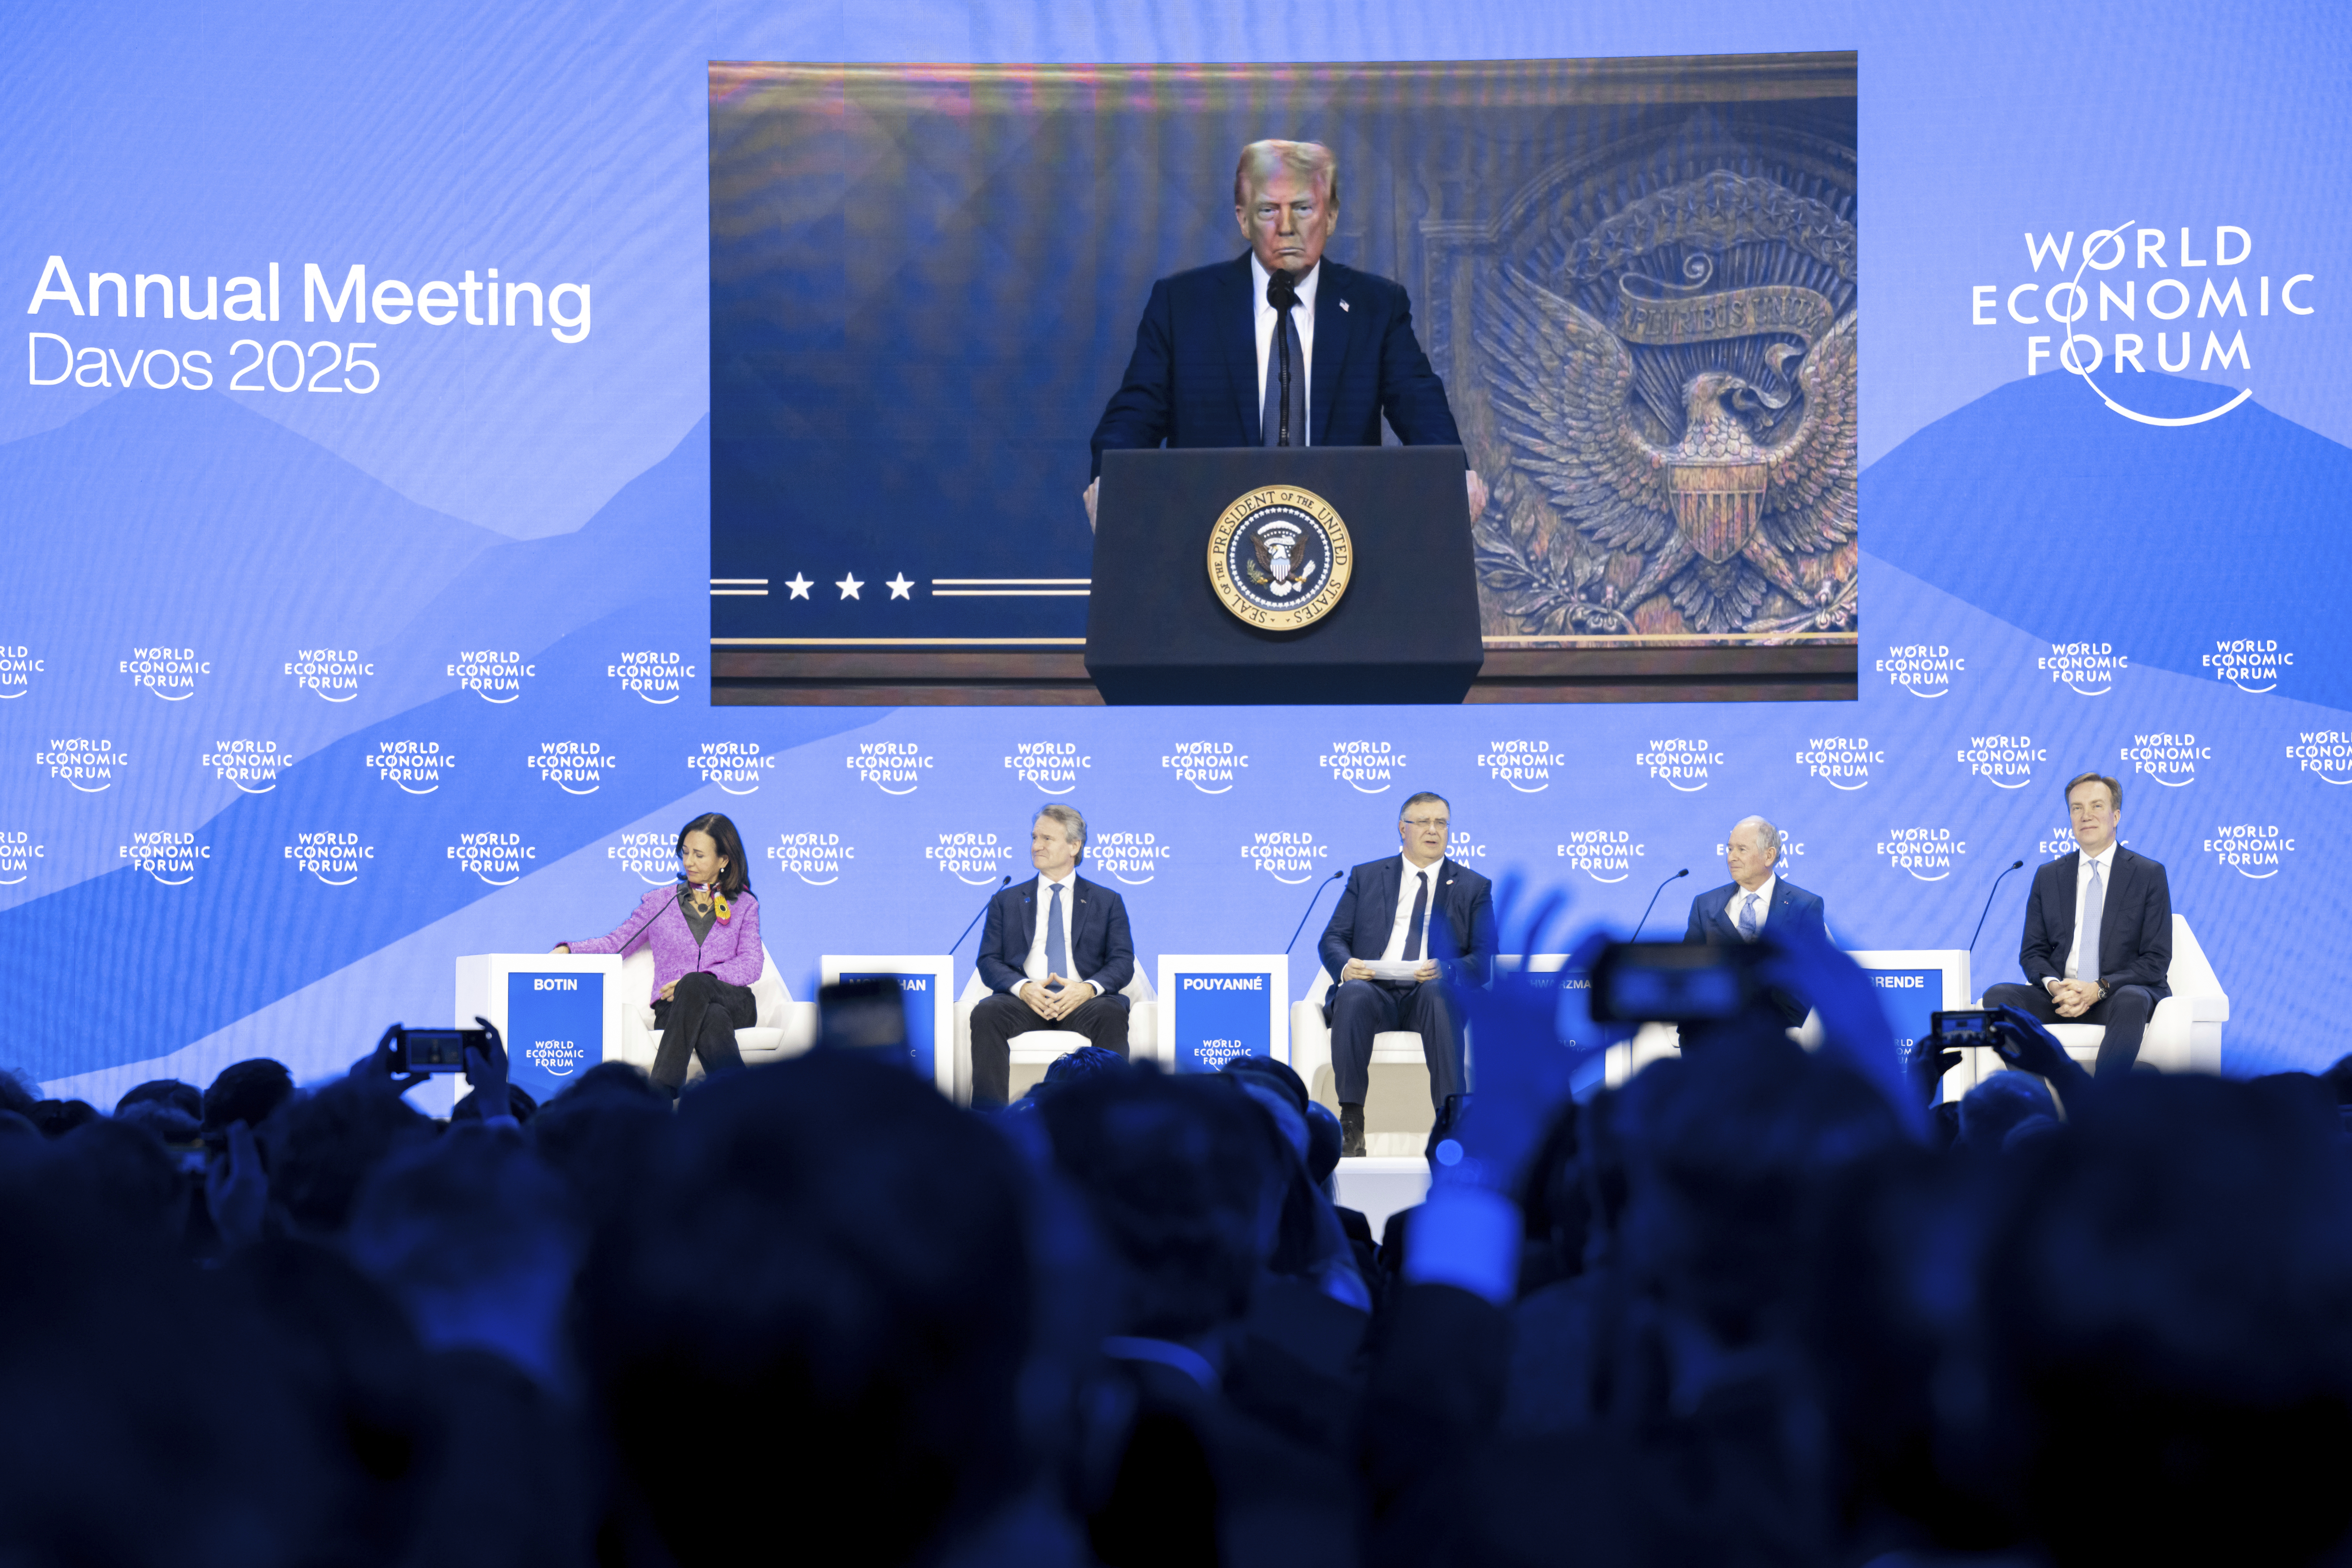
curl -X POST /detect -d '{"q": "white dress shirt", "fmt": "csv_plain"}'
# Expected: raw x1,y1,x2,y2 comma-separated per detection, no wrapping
1378,856,1445,963
2061,843,2118,983
1725,874,1777,939
1250,254,1319,443
1023,872,1097,995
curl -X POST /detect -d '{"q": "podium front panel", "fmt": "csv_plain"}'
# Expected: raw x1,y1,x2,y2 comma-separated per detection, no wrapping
454,953,624,1111
1157,954,1290,1071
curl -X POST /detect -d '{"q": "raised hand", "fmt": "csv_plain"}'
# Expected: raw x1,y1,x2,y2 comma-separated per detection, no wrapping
205,1119,267,1252
1753,918,1924,1139
464,1014,511,1120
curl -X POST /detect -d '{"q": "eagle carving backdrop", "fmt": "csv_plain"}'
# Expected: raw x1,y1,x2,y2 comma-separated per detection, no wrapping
1426,111,1858,646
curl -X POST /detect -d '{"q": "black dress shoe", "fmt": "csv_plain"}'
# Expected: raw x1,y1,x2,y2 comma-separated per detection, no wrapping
1339,1102,1367,1158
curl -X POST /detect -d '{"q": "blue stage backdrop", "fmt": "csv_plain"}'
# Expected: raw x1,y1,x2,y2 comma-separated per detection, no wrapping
3,2,2348,1101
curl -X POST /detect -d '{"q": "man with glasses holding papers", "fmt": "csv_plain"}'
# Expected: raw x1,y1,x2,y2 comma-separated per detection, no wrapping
1317,791,1497,1155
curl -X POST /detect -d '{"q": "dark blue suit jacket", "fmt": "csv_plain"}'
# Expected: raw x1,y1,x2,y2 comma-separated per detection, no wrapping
1684,878,1829,946
1088,253,1463,477
1318,857,1495,1019
976,874,1135,1000
2018,846,2171,998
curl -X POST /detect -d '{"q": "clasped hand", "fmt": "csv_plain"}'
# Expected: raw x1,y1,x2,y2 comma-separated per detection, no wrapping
1020,974,1090,1021
2050,978,2101,1019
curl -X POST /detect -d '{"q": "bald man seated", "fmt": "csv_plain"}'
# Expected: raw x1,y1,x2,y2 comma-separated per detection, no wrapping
1684,814,1828,1028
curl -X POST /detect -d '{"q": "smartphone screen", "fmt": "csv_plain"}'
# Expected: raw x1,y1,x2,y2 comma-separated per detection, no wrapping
1588,942,1761,1023
391,1026,487,1073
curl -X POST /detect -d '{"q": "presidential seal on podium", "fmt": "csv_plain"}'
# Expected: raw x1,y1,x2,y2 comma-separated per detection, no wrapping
1207,486,1354,630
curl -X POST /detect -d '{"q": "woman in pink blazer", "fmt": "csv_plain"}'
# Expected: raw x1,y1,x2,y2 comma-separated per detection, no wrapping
558,812,763,1095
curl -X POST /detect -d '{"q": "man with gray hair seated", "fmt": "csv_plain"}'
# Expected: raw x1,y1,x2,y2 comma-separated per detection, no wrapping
1684,814,1829,1027
968,804,1136,1111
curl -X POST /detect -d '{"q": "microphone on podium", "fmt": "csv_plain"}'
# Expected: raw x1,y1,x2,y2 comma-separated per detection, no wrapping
1630,868,1690,941
1284,869,1346,953
949,876,1013,953
1968,860,2028,952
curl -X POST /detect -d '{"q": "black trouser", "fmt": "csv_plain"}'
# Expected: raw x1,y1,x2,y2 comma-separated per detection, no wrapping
968,989,1129,1110
1328,979,1464,1111
650,971,755,1091
1982,980,2159,1079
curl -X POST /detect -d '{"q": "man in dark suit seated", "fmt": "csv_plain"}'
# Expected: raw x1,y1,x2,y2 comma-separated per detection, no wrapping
1982,772,2171,1078
1318,791,1496,1157
969,804,1136,1110
1684,815,1829,1028
1082,137,1487,526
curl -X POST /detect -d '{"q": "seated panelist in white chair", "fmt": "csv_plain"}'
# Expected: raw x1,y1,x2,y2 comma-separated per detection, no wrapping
969,804,1136,1111
553,812,763,1098
1317,790,1496,1156
1981,771,2171,1079
1684,814,1828,1028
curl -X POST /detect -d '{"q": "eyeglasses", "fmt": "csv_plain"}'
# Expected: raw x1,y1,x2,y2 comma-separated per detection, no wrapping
1401,817,1450,830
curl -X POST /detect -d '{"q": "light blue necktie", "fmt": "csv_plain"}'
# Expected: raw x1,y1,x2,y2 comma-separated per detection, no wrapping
2078,860,2104,981
1046,882,1068,980
1738,892,1760,942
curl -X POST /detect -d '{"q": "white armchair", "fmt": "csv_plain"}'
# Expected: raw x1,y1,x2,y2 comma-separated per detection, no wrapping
1290,969,1442,1152
1969,913,2228,1078
950,968,1160,1106
613,943,818,1082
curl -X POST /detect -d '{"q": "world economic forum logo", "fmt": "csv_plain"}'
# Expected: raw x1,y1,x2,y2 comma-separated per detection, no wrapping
688,742,773,795
1161,742,1246,795
1089,832,1171,887
1556,831,1645,883
1240,831,1328,885
848,740,932,796
448,833,534,886
769,832,853,886
608,831,678,884
203,740,285,794
2287,730,2352,785
1956,732,2046,790
1795,735,1880,790
120,832,206,886
1876,644,1962,699
122,646,207,701
2204,824,2294,880
285,649,370,703
1477,739,1554,793
927,831,1017,885
285,832,373,886
1875,828,1966,882
1319,742,1404,794
1635,737,1723,792
1004,741,1088,796
2205,639,2290,693
367,740,454,795
2119,731,2209,788
449,651,534,703
609,651,693,704
39,739,127,792
0,833,40,886
2038,642,2128,696
0,646,42,700
525,742,616,795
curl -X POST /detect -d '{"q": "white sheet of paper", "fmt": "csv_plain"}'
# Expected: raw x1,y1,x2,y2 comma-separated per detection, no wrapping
1363,960,1427,981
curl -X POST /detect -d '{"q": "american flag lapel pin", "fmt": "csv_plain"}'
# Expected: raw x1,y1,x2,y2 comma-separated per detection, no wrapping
1339,298,1350,312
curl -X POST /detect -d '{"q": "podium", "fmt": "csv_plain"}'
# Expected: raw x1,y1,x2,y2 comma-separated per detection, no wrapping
1156,954,1290,1072
820,955,957,1096
1086,446,1484,705
455,952,625,1110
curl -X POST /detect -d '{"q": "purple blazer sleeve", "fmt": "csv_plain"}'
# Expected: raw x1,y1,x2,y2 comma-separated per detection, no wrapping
708,894,764,987
567,887,670,956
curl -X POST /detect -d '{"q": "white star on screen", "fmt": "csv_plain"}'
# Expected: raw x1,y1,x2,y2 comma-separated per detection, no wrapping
886,573,914,600
836,573,863,600
785,573,813,599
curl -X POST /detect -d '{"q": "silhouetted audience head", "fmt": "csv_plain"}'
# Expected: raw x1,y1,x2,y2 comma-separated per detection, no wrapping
117,1078,202,1120
1043,1044,1129,1086
1303,1100,1343,1185
203,1057,295,1143
29,1098,98,1138
583,1049,1034,1566
1959,1069,2058,1151
261,1078,435,1238
450,1083,539,1123
1041,1067,1281,1341
0,1067,38,1120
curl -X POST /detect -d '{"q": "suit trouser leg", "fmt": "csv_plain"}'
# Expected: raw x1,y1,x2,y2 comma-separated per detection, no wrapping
1404,981,1465,1111
650,972,755,1091
1059,993,1130,1056
1327,980,1399,1106
2089,985,2157,1078
967,992,1033,1110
